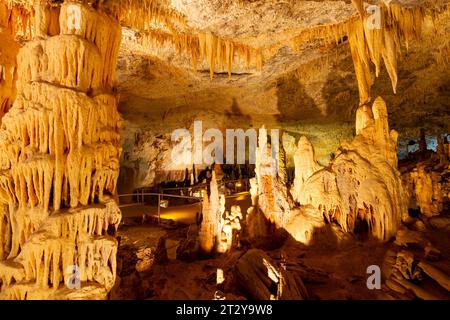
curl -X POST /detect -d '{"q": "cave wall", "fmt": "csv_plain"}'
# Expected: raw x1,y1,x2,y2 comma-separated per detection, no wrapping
0,2,122,300
118,23,450,191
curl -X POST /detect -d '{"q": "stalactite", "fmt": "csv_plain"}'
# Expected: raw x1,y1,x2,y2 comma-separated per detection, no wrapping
106,0,187,32
348,19,373,105
0,2,122,300
346,3,427,104
0,0,35,39
140,29,264,79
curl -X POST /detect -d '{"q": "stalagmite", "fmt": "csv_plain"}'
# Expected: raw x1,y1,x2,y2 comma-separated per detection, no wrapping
0,2,122,300
291,136,322,203
436,129,447,165
253,127,293,229
406,164,443,217
198,171,223,255
217,205,242,253
293,97,407,241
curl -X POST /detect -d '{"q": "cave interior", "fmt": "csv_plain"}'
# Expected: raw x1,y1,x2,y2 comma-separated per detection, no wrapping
0,0,449,300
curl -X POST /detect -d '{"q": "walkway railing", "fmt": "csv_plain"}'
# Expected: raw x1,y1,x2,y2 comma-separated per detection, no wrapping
118,192,202,224
117,179,250,224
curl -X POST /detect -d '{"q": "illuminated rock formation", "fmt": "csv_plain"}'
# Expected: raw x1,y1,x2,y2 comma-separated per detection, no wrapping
0,30,19,119
404,164,443,218
198,171,224,255
291,136,322,204
217,205,242,253
235,249,308,300
436,129,448,166
294,97,408,241
253,127,293,229
347,3,425,105
0,2,122,299
383,227,450,300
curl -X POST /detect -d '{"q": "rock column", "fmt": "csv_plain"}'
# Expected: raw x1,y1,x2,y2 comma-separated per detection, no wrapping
0,2,122,300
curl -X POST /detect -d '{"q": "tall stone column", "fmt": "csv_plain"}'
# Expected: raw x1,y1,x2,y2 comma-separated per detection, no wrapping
0,2,122,300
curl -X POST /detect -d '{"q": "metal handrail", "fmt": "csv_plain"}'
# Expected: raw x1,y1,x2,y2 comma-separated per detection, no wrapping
118,192,202,224
118,180,250,224
118,193,202,200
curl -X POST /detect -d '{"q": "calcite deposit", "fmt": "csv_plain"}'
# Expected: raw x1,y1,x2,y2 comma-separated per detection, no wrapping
0,1,122,300
292,97,407,241
198,171,223,255
0,0,449,302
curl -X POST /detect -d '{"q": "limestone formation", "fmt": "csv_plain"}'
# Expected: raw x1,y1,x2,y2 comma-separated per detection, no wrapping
383,229,450,300
0,29,19,119
217,205,242,253
0,2,122,300
291,136,322,204
234,249,308,300
406,164,443,217
198,171,224,255
293,97,407,241
252,127,293,229
0,0,448,302
347,3,425,105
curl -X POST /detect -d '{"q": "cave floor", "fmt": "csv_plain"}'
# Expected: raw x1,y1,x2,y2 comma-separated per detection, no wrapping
113,222,434,300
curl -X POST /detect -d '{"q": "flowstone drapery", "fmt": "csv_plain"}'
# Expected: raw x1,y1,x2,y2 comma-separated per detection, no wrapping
292,97,408,241
0,2,122,299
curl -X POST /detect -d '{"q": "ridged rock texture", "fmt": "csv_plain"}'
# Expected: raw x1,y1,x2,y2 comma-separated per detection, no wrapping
0,2,122,300
251,127,293,230
292,97,408,241
198,171,225,255
403,164,444,218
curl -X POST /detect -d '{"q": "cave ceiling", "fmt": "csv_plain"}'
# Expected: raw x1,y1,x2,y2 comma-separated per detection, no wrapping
113,0,450,134
1,0,450,133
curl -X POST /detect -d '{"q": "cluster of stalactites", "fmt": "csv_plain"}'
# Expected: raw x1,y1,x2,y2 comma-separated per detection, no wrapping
106,0,187,32
291,2,432,105
1,197,121,259
0,198,121,297
0,0,61,40
0,31,19,120
0,81,121,212
101,0,264,79
0,1,122,299
0,2,122,213
140,29,264,80
348,2,426,105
